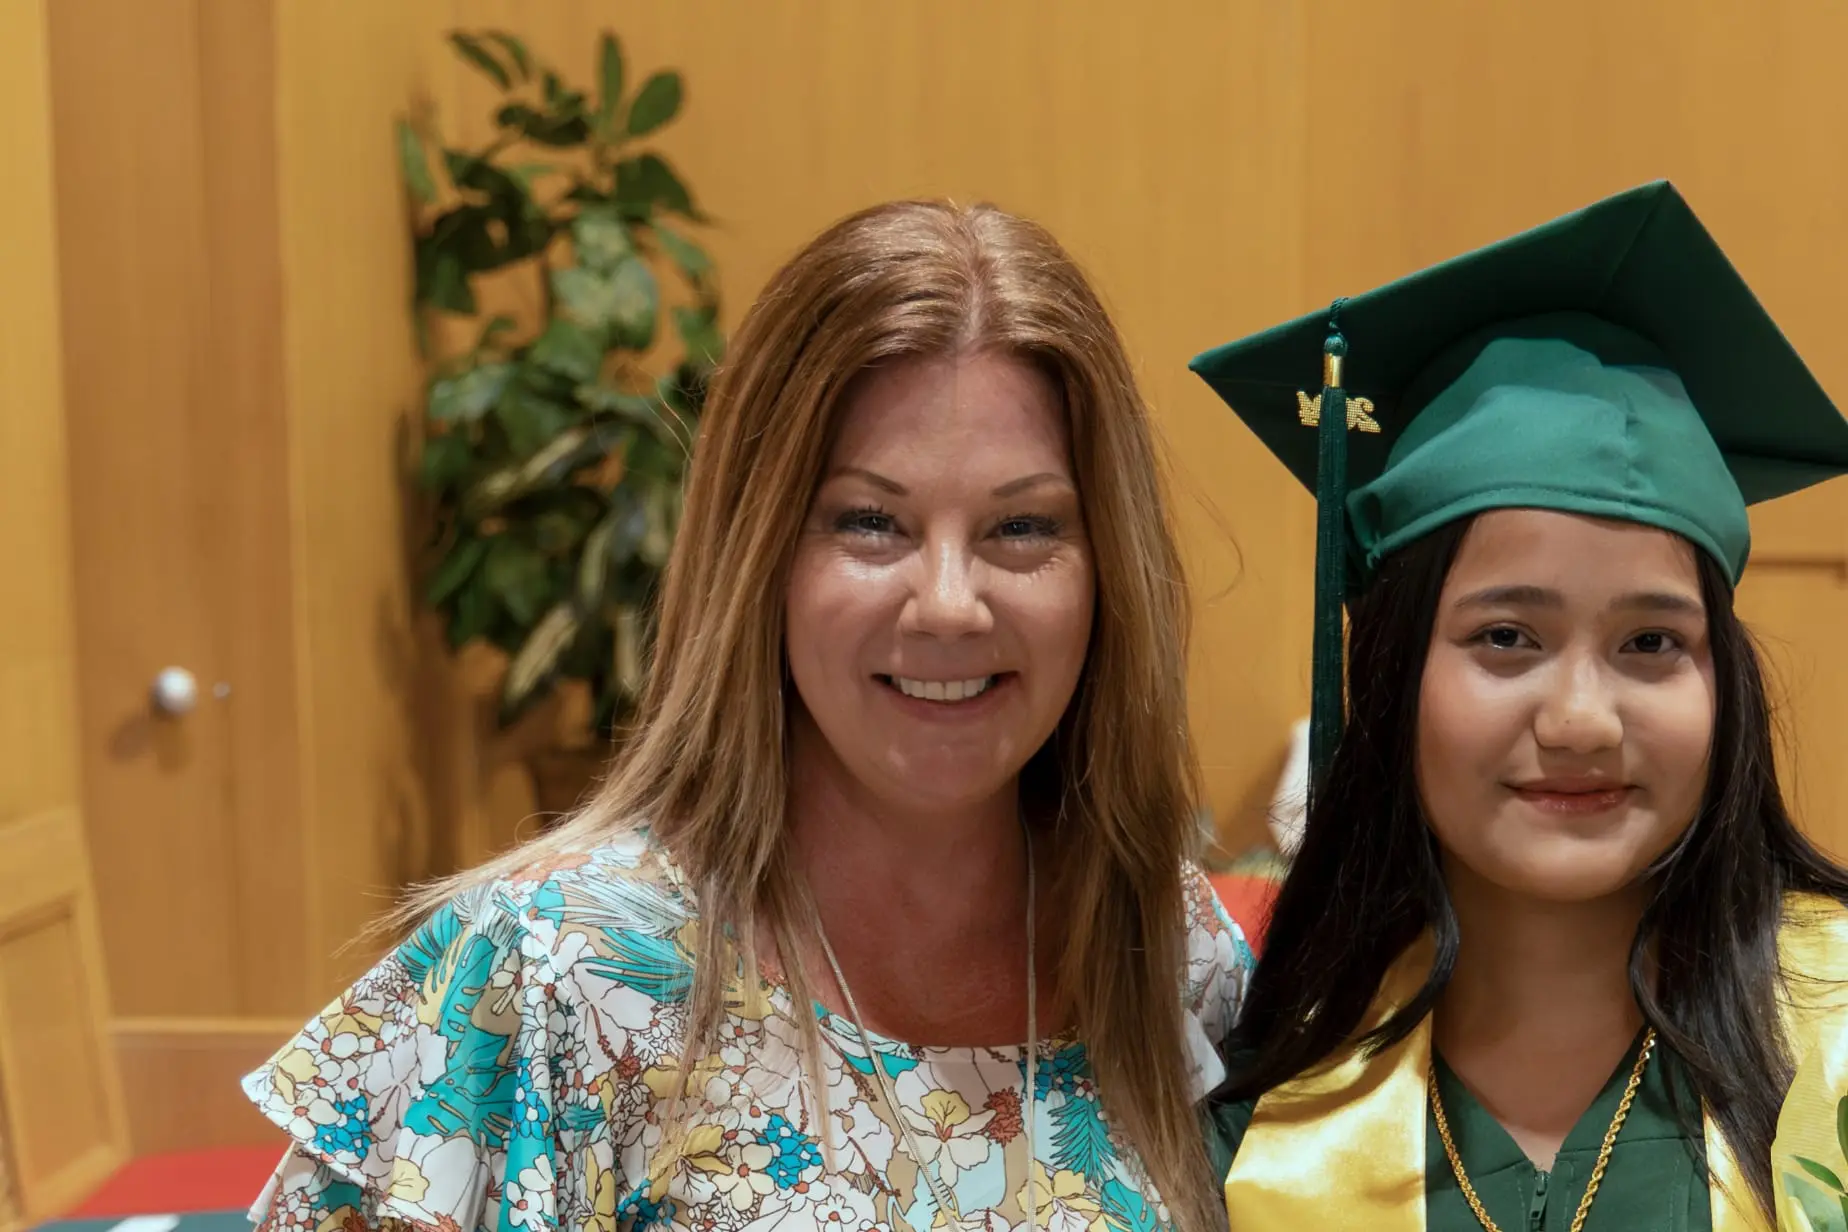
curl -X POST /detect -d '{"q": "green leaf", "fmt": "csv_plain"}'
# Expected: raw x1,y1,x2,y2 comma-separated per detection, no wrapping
1838,1093,1848,1163
425,535,487,606
449,32,512,91
428,362,514,423
1787,1170,1848,1232
495,101,590,148
615,153,699,220
673,303,724,366
481,537,551,625
577,387,676,441
443,150,527,202
572,206,633,272
1801,1157,1848,1193
652,223,711,284
626,71,683,137
528,319,603,384
614,604,646,697
607,258,659,350
418,245,476,314
419,432,475,492
552,267,620,335
483,32,532,82
623,423,686,482
577,506,619,605
604,483,650,568
533,507,590,554
447,574,496,648
595,34,625,139
463,425,608,517
397,120,437,204
501,602,581,723
491,384,579,460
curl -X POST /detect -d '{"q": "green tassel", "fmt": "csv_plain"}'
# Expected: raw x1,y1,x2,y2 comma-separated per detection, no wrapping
1309,304,1350,789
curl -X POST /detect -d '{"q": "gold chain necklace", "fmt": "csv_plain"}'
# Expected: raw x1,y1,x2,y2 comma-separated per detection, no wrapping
1429,1028,1656,1232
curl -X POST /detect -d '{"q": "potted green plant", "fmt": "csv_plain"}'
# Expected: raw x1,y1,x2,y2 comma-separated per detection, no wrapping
399,29,720,812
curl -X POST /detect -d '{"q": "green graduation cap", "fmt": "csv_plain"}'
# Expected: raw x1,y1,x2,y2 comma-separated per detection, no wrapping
1190,180,1848,784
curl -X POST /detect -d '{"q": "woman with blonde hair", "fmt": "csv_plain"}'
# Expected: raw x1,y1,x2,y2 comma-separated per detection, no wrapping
243,200,1250,1232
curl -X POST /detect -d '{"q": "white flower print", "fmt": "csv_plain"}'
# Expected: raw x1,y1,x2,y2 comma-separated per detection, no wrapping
710,1142,777,1211
898,1090,995,1187
831,1094,897,1175
504,1154,556,1230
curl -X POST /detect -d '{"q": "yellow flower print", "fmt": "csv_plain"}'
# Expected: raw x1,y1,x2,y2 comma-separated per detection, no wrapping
385,1159,430,1204
1018,1162,1107,1232
271,1046,318,1105
898,1090,996,1186
650,1123,730,1200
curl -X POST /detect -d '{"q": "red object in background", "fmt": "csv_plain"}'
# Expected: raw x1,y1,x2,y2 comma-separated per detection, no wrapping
65,1146,282,1217
1208,873,1278,957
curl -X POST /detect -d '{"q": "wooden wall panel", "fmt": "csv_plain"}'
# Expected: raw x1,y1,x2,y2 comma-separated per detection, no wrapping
275,2,454,991
0,0,125,1211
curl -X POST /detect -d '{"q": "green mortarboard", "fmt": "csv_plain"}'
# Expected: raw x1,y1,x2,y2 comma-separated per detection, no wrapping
1189,180,1848,784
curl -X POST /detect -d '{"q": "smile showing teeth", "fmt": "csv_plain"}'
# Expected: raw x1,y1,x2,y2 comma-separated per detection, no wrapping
887,675,998,703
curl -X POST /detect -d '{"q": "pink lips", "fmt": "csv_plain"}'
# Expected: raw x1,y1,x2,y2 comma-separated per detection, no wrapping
1509,779,1635,815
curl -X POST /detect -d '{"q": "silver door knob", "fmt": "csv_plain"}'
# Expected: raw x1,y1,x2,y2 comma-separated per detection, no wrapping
150,666,199,716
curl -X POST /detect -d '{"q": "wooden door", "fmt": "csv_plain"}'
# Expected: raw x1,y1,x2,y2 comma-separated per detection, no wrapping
46,0,310,1150
0,0,127,1223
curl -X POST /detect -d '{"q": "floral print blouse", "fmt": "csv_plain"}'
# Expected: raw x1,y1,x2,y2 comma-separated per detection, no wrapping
242,828,1251,1232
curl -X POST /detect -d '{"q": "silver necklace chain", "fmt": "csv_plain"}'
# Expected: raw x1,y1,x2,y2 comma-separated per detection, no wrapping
803,828,1038,1232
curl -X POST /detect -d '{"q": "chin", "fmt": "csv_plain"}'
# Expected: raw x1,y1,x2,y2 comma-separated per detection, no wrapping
1468,833,1668,904
880,754,1025,810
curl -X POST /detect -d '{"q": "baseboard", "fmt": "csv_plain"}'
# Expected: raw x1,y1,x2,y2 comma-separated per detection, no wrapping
111,1018,301,1155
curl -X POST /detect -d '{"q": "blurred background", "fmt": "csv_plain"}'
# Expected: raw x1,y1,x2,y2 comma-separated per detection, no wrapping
4,2,1847,1227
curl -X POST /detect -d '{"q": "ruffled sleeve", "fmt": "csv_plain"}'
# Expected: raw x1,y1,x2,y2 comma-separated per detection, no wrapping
242,886,612,1232
1182,866,1256,1099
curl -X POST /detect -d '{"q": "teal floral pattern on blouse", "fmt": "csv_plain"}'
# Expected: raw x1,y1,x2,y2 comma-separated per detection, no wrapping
243,829,1251,1232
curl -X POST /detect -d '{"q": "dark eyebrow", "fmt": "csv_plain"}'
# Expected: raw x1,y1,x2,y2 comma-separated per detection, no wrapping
824,468,1074,498
1610,591,1705,617
1453,584,1704,617
1455,585,1562,610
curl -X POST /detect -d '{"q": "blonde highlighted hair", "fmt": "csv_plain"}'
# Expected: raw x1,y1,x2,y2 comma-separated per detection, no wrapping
403,200,1215,1232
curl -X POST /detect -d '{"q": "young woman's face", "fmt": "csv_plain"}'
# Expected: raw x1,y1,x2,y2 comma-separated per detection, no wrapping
1417,510,1717,902
784,351,1094,814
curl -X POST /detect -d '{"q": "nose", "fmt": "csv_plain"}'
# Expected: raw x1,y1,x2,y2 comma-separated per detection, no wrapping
900,537,994,640
1532,652,1624,755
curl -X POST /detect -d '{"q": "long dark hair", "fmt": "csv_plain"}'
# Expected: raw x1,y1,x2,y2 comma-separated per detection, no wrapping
1220,515,1848,1214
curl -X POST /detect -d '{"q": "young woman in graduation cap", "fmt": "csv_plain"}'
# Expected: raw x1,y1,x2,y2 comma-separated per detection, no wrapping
1191,181,1848,1232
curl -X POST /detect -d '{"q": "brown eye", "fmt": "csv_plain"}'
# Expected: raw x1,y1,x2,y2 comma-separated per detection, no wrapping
1482,626,1529,650
1625,631,1680,655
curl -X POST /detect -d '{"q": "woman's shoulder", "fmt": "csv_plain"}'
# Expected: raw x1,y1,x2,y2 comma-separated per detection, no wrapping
1180,862,1256,1030
1175,863,1256,1102
239,826,703,1231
